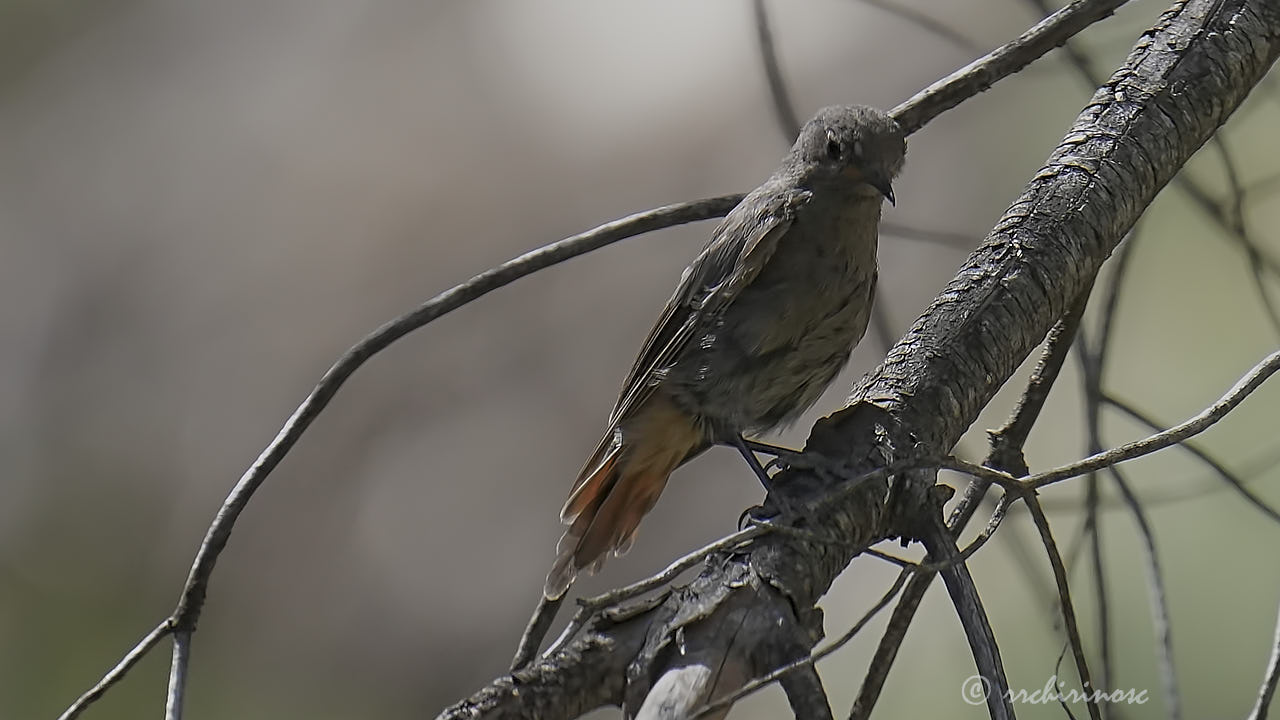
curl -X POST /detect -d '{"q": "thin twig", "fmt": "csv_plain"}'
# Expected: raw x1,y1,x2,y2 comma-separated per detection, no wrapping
1025,0,1102,79
1176,170,1280,279
57,621,171,720
1072,225,1140,699
1083,469,1111,704
511,596,564,671
989,289,1094,475
1024,494,1101,720
867,492,1015,572
1035,442,1280,511
1249,600,1280,720
1084,470,1111,704
55,196,743,720
921,513,1015,720
939,458,1025,491
1090,230,1140,386
1030,349,1280,488
880,221,976,250
1106,466,1180,719
870,292,895,354
1215,136,1280,337
890,0,1130,134
751,0,802,141
1102,393,1280,523
578,524,767,610
856,0,984,55
543,605,592,660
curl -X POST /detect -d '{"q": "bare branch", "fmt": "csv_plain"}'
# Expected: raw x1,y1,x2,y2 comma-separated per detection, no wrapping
1176,170,1280,280
920,513,1015,720
1024,494,1101,720
165,630,191,720
1083,473,1112,701
1107,466,1180,719
1090,228,1140,385
752,0,802,141
1250,600,1280,720
989,288,1094,476
880,221,976,250
1074,224,1135,700
1102,393,1280,522
543,522,769,657
56,196,743,720
512,596,564,671
1030,349,1280,488
856,0,983,55
1026,0,1280,311
890,0,1129,134
869,293,895,354
57,621,171,720
693,570,910,719
779,665,835,720
852,288,1091,718
1214,136,1280,337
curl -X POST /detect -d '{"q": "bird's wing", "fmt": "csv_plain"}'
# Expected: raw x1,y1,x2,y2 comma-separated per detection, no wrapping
607,185,813,427
562,186,811,511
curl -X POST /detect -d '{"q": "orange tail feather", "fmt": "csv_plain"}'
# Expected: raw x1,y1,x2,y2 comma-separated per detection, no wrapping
544,394,703,599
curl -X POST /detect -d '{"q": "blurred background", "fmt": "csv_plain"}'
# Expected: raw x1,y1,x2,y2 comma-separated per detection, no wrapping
2,0,1279,718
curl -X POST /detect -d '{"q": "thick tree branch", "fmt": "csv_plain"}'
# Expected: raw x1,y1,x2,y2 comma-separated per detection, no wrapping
852,287,1091,719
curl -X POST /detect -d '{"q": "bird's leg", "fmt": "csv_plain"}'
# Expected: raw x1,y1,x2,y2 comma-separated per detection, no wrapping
732,434,808,528
741,438,806,471
741,438,799,457
720,437,805,473
731,434,777,491
726,437,850,481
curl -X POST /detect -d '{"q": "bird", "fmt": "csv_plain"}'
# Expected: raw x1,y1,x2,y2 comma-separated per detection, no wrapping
544,105,906,600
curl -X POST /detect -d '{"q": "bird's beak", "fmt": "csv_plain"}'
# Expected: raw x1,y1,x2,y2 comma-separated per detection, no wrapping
870,176,895,206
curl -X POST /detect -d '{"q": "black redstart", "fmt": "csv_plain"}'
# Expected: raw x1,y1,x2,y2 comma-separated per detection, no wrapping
545,105,906,599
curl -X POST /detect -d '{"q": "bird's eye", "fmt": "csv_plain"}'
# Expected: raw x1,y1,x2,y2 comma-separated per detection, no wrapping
826,138,842,161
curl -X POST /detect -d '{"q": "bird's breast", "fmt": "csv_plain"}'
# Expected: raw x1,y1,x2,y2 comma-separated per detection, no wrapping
666,196,882,437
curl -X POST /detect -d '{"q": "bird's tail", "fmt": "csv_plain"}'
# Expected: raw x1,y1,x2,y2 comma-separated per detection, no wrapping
544,394,702,599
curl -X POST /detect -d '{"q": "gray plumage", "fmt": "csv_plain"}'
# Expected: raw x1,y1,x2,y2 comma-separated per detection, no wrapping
545,105,906,599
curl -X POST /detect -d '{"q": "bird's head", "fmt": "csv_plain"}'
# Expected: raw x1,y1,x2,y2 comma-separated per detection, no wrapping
792,105,906,204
